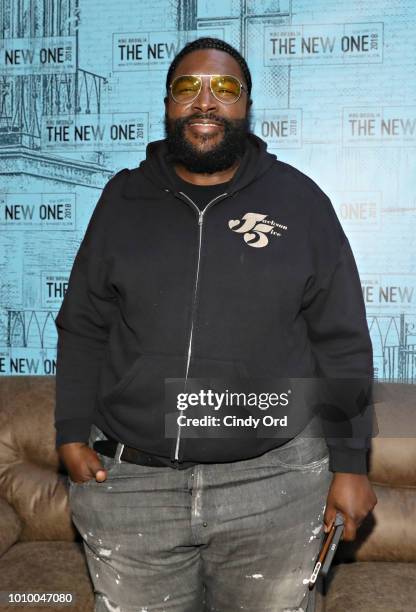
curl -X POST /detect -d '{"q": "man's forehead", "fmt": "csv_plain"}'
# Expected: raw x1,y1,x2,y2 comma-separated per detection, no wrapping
171,48,245,81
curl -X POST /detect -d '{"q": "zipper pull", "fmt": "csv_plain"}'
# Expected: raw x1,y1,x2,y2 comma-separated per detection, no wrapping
198,212,203,226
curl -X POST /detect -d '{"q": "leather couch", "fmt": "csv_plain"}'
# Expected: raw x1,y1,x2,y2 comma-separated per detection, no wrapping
0,376,94,612
0,376,415,612
322,381,416,612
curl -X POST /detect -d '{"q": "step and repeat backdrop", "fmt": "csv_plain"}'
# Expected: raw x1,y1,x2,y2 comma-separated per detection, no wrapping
1,0,415,381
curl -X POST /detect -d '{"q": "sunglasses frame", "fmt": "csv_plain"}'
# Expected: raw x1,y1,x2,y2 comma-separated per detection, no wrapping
169,74,248,105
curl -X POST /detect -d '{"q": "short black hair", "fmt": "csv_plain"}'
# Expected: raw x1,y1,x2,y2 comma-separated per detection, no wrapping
165,37,252,96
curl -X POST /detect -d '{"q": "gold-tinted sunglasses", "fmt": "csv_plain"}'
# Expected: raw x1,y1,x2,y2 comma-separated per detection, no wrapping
169,74,248,105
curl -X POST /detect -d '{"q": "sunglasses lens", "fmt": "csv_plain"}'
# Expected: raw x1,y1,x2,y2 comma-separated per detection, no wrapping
170,75,243,104
211,75,241,103
171,76,201,102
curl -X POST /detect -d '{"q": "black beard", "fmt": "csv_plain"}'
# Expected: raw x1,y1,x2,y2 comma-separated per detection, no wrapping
164,112,250,174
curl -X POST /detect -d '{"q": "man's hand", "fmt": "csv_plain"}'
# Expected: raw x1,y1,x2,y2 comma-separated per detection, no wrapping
324,473,377,541
58,442,108,484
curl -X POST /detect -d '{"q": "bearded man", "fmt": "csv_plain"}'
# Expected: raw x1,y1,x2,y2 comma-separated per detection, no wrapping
55,37,376,612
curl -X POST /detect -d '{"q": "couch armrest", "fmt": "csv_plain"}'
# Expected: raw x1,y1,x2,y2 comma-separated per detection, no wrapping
0,496,22,557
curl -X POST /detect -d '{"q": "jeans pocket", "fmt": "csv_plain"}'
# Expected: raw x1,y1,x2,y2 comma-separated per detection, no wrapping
68,474,95,487
67,450,117,488
269,435,329,470
95,450,118,473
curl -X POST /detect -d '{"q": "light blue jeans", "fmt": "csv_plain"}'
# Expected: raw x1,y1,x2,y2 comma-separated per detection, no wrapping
68,424,331,612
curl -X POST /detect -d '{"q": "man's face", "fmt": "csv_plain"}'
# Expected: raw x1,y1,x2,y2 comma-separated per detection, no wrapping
164,49,251,174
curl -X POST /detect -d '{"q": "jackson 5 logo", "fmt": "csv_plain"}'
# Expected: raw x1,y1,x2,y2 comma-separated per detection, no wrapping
228,213,288,248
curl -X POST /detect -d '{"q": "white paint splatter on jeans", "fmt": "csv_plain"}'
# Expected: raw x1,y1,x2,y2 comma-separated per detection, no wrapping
193,468,203,519
102,596,121,612
245,573,264,579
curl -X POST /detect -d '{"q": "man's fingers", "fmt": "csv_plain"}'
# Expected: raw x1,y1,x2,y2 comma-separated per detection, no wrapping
64,447,110,483
86,449,108,481
342,516,358,541
87,458,107,481
323,506,337,533
94,468,108,482
324,510,359,541
71,466,107,483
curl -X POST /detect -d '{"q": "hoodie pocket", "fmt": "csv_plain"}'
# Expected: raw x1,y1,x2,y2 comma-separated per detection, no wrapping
101,354,247,409
99,353,249,458
101,352,185,408
190,356,248,379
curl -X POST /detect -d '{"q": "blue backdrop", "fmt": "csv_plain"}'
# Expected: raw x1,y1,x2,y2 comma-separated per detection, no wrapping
1,0,415,382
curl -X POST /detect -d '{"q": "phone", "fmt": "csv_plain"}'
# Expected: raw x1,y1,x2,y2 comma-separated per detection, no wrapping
309,512,344,587
320,515,344,577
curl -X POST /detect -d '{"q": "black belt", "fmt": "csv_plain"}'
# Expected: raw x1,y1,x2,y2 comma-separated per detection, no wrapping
93,438,197,470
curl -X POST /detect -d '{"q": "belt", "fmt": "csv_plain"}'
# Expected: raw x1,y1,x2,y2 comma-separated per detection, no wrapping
93,438,197,470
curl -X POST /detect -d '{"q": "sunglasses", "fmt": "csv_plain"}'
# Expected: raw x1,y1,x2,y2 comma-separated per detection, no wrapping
169,74,248,105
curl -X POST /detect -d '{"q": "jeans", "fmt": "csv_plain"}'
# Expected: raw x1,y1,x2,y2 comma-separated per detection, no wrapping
68,423,332,612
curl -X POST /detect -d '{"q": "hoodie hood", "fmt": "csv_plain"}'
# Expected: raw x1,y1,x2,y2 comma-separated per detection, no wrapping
135,132,277,196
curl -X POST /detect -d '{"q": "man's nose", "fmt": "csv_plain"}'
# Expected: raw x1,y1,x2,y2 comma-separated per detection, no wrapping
192,80,217,112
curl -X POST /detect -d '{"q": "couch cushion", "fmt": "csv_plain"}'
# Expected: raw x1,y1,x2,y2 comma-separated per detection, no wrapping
0,376,58,469
370,383,416,487
325,561,416,612
0,497,22,556
0,541,94,612
0,376,76,541
0,463,76,542
337,484,416,563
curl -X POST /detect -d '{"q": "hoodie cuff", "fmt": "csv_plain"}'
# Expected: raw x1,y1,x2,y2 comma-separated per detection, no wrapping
328,447,369,474
55,418,92,449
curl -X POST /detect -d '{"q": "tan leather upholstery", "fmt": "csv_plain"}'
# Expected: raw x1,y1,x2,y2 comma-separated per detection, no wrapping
325,383,416,611
370,384,416,486
0,376,75,542
325,562,416,612
0,376,93,611
0,497,21,556
0,376,414,611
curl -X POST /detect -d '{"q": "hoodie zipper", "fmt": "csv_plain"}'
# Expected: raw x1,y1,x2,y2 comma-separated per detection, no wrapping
171,190,230,461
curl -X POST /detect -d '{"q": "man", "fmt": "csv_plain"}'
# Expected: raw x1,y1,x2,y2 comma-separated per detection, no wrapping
55,38,376,611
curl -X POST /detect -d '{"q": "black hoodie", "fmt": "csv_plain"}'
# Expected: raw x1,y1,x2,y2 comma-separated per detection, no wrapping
54,133,373,473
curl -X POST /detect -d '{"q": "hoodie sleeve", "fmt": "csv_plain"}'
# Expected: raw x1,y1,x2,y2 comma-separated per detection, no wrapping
54,171,127,449
300,194,374,474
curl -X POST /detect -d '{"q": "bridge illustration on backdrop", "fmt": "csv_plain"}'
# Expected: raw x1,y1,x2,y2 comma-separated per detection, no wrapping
5,309,416,383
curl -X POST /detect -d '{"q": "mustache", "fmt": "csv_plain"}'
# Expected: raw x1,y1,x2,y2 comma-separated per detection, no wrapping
183,114,227,126
165,113,249,131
